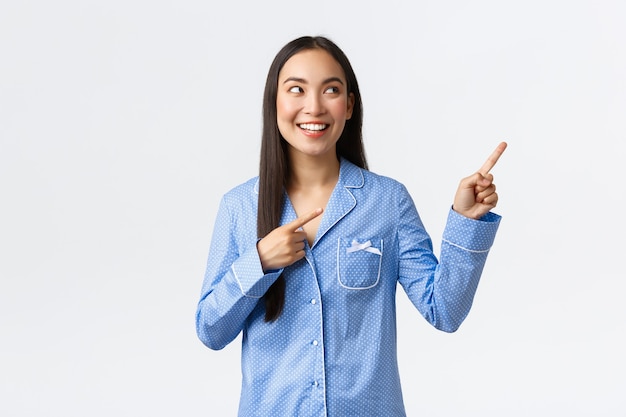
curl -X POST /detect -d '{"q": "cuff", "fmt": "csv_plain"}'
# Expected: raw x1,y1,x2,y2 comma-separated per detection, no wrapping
231,246,283,298
443,208,501,252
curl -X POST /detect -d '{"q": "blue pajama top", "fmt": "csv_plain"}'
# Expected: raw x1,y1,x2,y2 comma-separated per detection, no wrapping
196,158,501,416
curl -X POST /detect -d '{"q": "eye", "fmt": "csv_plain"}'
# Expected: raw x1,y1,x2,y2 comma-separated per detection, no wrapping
288,86,303,93
324,86,340,94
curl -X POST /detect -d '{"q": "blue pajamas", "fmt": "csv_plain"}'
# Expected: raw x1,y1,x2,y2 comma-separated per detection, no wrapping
196,158,500,416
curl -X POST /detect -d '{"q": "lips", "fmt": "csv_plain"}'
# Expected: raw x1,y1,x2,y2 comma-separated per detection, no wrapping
298,123,328,132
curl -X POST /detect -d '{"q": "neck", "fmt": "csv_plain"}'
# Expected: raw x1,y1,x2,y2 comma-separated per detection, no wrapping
288,153,340,189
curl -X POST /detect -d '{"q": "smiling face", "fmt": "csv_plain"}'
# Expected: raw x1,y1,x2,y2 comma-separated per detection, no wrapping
276,48,355,162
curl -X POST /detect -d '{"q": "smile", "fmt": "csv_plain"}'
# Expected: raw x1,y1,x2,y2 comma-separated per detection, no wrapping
298,123,328,132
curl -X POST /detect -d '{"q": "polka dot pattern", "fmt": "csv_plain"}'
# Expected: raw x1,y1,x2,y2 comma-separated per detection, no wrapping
196,158,501,416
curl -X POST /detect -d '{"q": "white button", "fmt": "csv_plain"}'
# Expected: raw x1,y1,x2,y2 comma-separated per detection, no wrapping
310,299,316,304
313,381,318,387
312,340,319,346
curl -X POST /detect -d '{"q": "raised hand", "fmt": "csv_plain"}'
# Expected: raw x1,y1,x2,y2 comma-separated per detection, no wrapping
256,208,324,272
452,142,507,220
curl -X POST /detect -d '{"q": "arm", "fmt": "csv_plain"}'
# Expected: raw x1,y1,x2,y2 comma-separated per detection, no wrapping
398,193,501,332
399,143,506,331
195,198,324,349
195,197,282,350
434,208,500,331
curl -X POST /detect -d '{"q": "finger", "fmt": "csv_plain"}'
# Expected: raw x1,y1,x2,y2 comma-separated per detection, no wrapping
287,207,323,231
295,240,305,251
292,250,306,264
460,172,488,190
476,184,496,202
473,173,493,192
292,231,307,244
481,192,498,207
478,141,507,175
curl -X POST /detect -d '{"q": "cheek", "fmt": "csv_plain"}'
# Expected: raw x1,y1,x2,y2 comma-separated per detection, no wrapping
276,98,294,138
276,96,295,121
330,99,350,119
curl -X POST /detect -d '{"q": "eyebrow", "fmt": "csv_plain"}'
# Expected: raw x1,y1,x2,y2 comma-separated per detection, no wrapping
282,76,345,85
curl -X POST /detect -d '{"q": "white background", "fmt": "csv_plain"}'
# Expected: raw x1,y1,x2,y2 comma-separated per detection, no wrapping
1,1,625,416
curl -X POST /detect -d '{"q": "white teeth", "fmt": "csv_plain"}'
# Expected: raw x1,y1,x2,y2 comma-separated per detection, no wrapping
299,123,327,131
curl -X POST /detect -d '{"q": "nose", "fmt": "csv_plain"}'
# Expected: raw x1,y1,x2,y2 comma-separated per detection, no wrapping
304,92,325,116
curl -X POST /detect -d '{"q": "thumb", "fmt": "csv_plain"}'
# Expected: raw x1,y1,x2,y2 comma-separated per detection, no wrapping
464,172,493,190
460,172,483,189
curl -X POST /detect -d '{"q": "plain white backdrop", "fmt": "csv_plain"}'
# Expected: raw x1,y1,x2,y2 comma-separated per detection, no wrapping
1,0,625,415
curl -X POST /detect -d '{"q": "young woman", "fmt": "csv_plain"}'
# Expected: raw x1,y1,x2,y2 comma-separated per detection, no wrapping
196,35,506,416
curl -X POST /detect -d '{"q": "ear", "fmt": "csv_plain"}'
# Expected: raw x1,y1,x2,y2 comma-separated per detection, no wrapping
346,92,355,120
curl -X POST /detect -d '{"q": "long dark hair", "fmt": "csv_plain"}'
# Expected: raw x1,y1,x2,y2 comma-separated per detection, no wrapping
258,36,368,322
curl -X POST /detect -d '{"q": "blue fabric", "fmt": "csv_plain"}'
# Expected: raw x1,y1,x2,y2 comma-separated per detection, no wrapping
196,158,501,416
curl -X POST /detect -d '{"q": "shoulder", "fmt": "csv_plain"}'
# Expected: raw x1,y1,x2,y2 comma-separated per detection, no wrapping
340,159,407,194
364,169,406,190
220,177,259,207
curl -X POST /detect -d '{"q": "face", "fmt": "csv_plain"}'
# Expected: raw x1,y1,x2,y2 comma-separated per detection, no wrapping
276,49,354,161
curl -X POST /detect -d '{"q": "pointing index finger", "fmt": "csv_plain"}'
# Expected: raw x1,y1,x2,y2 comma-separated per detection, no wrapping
288,208,323,231
478,141,508,175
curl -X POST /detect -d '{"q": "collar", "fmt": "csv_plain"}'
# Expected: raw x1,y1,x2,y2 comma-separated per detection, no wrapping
252,157,365,194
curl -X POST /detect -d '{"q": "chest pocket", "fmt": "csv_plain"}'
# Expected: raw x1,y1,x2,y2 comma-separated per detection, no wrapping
337,238,383,289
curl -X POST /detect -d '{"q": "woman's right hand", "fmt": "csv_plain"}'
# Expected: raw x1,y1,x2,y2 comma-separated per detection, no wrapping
256,208,323,272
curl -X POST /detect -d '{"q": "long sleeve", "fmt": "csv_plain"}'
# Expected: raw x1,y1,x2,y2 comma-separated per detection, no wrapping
195,162,502,416
195,195,282,350
397,185,501,332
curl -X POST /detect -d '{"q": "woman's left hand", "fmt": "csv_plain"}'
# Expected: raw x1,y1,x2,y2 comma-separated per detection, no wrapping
452,142,507,220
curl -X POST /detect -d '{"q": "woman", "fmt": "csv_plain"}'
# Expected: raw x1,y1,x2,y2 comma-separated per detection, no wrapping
196,35,506,416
